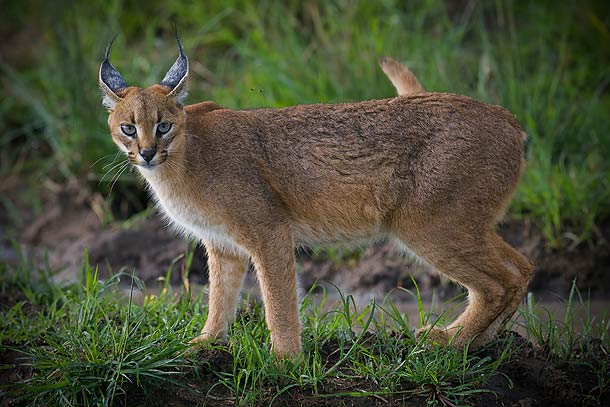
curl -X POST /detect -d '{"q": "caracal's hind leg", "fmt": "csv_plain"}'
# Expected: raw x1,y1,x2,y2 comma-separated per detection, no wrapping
393,223,526,348
475,234,534,345
191,244,249,344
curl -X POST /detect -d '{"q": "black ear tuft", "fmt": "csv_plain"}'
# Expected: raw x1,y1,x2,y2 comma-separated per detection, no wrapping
99,36,128,95
160,32,189,101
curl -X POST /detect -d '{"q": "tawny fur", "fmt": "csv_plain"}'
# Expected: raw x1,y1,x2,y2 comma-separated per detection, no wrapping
100,52,534,357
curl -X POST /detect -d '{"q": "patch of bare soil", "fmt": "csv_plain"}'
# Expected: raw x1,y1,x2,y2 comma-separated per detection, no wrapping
476,332,610,407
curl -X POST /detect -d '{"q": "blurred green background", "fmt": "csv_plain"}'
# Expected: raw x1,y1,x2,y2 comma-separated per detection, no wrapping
1,0,609,248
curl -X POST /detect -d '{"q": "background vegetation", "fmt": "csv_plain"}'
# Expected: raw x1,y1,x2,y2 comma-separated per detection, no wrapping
1,0,609,248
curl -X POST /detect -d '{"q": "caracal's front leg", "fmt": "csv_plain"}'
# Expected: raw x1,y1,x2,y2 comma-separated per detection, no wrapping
249,231,301,357
191,243,249,344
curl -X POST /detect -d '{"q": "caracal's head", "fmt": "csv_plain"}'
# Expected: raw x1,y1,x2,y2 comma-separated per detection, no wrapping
99,35,188,170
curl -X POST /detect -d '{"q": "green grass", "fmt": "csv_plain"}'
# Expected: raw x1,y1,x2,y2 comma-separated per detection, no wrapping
1,251,609,406
518,283,610,361
1,3,609,235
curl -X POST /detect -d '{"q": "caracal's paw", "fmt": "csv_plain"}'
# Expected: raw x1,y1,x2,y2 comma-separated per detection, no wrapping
270,333,302,359
416,324,490,349
189,328,227,347
416,325,451,346
416,325,471,347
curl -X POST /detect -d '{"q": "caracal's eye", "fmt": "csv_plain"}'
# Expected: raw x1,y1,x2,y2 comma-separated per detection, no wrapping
157,122,172,136
120,124,137,137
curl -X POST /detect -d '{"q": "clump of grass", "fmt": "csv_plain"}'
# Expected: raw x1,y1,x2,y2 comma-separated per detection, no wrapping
2,252,609,406
0,252,203,406
515,283,610,401
519,281,610,361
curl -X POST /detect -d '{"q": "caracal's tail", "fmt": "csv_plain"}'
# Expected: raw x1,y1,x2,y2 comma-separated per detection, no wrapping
379,56,425,96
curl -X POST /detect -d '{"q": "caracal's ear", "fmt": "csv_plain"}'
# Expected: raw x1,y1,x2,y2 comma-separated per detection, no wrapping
99,36,128,110
159,33,189,105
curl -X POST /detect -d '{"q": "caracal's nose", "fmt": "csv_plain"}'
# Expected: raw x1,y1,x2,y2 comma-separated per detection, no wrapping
139,148,156,163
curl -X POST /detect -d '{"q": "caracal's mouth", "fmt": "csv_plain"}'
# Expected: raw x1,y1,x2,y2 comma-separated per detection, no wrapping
137,161,162,169
129,150,168,169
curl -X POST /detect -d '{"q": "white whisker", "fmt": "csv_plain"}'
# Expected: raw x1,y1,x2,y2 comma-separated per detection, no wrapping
99,158,130,184
102,151,123,169
91,152,120,169
108,162,131,197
